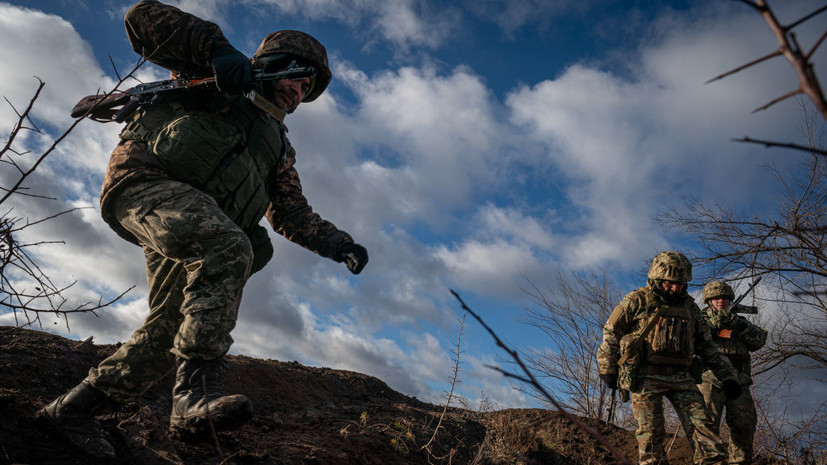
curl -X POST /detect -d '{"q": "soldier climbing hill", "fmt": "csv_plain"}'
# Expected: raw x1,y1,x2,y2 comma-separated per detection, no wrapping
36,0,368,459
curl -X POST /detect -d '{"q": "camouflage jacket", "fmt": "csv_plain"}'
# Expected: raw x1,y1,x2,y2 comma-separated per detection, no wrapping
699,306,767,386
597,283,736,384
100,0,353,261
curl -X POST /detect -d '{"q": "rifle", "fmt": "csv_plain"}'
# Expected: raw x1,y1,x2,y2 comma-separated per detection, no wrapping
70,64,317,123
727,277,761,314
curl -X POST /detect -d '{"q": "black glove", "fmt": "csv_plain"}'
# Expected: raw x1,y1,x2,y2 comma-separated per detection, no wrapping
599,373,618,390
731,316,749,333
338,242,368,275
723,380,742,400
210,40,253,95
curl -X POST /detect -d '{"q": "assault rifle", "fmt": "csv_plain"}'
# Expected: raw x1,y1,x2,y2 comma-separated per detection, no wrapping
70,63,317,123
727,276,761,314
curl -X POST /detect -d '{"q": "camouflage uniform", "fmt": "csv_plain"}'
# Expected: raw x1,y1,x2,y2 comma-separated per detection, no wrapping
88,0,358,400
36,1,367,455
698,282,767,464
598,252,738,465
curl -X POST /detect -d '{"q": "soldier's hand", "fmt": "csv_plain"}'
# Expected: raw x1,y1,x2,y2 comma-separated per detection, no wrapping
723,380,742,400
599,373,618,390
211,40,253,95
338,242,368,275
731,316,749,333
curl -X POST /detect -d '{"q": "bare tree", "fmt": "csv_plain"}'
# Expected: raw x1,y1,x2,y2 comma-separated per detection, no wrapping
1,66,141,329
520,268,633,426
659,100,826,376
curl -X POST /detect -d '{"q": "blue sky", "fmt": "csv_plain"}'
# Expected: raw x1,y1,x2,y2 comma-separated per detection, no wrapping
1,0,824,412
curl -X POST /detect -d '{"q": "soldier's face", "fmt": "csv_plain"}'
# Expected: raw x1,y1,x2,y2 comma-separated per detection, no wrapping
660,280,684,299
660,280,683,293
269,77,312,112
710,297,730,311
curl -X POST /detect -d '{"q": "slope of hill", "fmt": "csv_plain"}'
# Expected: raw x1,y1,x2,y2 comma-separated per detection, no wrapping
0,326,684,464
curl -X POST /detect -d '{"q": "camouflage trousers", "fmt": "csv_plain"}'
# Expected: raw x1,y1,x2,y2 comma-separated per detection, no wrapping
699,382,757,464
88,179,254,401
632,373,726,465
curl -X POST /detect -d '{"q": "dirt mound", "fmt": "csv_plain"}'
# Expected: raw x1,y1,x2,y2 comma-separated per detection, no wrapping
0,326,686,464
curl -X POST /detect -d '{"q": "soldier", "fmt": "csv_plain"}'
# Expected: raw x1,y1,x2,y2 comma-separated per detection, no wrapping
698,281,767,464
598,251,742,465
36,0,368,459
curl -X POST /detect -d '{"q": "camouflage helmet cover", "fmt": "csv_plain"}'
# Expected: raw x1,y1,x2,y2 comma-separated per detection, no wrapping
253,30,331,102
702,280,735,303
647,251,692,283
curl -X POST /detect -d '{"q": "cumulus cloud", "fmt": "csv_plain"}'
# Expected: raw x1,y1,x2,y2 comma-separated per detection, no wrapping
251,0,460,50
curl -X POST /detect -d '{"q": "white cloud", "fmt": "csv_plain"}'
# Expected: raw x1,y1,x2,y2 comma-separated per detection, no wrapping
461,0,601,36
0,3,113,129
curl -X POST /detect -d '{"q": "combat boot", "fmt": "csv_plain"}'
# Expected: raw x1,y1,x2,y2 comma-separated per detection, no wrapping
169,356,253,439
36,379,115,460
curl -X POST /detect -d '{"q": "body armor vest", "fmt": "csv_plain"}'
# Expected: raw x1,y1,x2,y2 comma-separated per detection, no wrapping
642,301,695,367
120,95,287,231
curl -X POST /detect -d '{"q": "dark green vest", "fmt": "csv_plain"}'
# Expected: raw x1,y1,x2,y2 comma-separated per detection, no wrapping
121,97,287,231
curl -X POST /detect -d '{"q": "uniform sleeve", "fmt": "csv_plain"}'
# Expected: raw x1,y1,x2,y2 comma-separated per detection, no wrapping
693,303,737,383
124,0,224,76
735,316,768,351
597,292,642,375
264,151,354,261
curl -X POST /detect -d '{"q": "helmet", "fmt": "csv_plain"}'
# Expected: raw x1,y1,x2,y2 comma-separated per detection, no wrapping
647,251,692,283
253,30,331,102
702,281,735,303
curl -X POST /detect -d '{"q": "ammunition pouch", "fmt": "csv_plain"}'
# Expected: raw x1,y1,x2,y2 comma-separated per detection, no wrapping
151,112,246,187
617,334,641,393
618,364,639,393
245,224,273,275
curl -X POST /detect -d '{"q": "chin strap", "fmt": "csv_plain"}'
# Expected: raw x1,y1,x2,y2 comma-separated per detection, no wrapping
246,90,287,121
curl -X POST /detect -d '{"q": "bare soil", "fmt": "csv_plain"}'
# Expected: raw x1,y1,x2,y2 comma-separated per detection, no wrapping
0,326,696,464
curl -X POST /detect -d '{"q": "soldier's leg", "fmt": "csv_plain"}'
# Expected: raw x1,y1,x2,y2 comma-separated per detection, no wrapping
89,249,186,400
36,184,190,458
110,178,253,360
668,384,726,465
724,387,757,464
632,381,669,465
107,178,255,436
698,382,725,435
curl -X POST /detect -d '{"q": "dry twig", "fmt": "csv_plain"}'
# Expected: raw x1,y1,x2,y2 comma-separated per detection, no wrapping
0,57,146,326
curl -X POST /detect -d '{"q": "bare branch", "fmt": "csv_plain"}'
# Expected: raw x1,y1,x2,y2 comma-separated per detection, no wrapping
751,88,803,114
787,5,827,34
0,58,146,323
733,136,827,156
704,50,782,85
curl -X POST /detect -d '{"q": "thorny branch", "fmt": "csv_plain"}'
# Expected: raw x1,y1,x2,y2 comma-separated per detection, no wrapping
450,289,631,465
711,0,827,118
734,136,827,157
709,1,826,156
422,314,465,457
